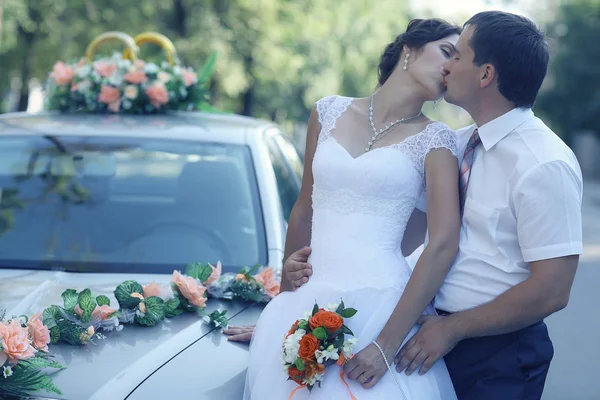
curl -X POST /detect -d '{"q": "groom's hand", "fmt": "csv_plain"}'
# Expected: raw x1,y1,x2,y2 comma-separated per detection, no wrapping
281,246,313,291
395,315,460,376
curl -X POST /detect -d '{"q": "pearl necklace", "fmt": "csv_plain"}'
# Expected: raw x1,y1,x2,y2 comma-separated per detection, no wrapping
367,94,423,152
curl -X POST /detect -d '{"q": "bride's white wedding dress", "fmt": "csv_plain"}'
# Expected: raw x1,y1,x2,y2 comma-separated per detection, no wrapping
244,95,458,399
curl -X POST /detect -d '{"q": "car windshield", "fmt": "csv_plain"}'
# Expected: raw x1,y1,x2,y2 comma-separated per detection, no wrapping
0,135,266,274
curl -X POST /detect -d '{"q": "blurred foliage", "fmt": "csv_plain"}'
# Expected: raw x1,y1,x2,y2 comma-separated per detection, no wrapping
536,0,600,143
0,0,418,125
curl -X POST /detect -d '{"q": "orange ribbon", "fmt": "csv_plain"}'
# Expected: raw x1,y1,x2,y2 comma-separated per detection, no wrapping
288,354,357,399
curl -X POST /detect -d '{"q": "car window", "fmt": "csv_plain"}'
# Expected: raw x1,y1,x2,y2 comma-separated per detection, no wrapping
267,136,300,221
272,134,303,182
0,135,267,273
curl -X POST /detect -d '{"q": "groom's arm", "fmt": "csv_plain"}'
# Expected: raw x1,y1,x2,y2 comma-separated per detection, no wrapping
450,160,583,339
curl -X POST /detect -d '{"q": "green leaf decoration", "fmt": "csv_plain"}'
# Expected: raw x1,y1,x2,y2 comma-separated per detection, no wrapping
114,280,144,309
197,51,217,85
134,296,166,327
312,303,319,317
77,289,96,324
49,326,61,344
312,327,327,340
25,355,65,370
208,309,228,328
164,297,184,318
1,360,63,397
335,302,344,315
341,308,357,319
295,357,305,372
61,289,79,312
96,295,111,306
341,325,354,337
185,262,213,284
42,305,60,330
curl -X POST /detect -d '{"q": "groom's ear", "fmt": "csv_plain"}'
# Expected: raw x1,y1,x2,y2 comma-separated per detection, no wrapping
479,64,496,89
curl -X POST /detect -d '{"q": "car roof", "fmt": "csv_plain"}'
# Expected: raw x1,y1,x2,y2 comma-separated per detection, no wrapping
0,111,279,145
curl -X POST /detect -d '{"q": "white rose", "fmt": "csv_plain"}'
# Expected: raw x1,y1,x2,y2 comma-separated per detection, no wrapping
124,85,139,100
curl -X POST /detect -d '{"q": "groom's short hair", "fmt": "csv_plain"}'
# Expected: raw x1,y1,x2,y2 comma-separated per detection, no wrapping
465,11,549,109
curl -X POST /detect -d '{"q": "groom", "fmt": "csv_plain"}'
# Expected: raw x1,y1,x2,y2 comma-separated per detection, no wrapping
269,11,583,400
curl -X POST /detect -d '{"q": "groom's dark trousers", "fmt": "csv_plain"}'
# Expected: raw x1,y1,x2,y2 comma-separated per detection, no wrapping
443,318,553,400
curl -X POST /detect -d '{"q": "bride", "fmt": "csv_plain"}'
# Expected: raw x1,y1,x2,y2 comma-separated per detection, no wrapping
244,18,462,399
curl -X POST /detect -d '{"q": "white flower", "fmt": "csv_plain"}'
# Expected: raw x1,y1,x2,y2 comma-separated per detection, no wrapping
343,338,358,358
144,63,159,74
316,345,340,364
116,324,124,332
110,52,123,61
173,66,182,76
302,311,312,321
324,302,340,312
108,72,124,86
157,71,171,83
17,316,27,326
124,85,139,100
3,366,13,379
282,329,305,364
76,80,91,93
76,65,92,78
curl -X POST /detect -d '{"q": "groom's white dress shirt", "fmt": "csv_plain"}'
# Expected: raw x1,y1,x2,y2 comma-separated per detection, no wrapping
434,107,584,313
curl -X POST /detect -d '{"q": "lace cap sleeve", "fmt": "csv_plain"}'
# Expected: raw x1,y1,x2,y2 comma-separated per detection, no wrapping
425,125,459,158
315,95,352,144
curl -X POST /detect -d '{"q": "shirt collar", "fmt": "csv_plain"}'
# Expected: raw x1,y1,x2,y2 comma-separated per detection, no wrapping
477,107,534,151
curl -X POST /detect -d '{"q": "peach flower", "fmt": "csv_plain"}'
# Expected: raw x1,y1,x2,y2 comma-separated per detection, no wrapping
0,320,36,363
204,261,222,286
143,282,168,299
98,85,120,104
74,304,117,321
171,270,207,308
124,85,139,99
157,71,171,83
124,70,148,84
27,312,50,352
94,61,117,78
254,267,280,298
50,61,75,86
182,69,197,87
145,83,169,108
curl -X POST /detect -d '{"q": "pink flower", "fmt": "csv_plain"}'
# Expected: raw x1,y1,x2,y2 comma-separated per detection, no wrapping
98,85,121,113
171,271,207,308
50,61,75,86
27,313,50,352
143,282,168,299
254,267,280,298
145,83,169,108
74,304,117,321
94,61,117,78
0,320,36,364
182,69,197,87
204,261,222,286
107,100,121,113
124,70,148,84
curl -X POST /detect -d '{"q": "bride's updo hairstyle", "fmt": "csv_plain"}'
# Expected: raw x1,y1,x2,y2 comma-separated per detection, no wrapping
378,18,461,86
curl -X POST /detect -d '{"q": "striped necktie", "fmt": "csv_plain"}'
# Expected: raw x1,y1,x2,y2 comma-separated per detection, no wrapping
459,128,482,215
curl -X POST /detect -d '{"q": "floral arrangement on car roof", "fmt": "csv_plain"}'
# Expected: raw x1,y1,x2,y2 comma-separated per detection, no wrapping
45,31,219,115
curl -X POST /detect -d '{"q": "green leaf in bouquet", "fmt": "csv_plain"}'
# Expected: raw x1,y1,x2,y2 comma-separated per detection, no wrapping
61,289,79,312
208,309,229,328
49,326,61,344
56,318,93,345
341,308,357,319
25,355,65,370
341,325,354,337
77,289,96,324
336,302,344,316
96,295,111,307
312,303,320,317
312,327,327,340
328,329,342,338
197,51,217,85
186,262,213,284
333,333,345,349
164,297,184,318
134,296,166,327
298,320,308,331
295,357,305,372
114,280,144,309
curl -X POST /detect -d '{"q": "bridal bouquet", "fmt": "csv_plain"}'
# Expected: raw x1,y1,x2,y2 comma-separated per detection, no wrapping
0,311,64,398
282,301,358,394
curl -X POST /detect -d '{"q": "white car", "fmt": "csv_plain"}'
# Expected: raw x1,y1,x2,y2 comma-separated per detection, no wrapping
0,110,303,399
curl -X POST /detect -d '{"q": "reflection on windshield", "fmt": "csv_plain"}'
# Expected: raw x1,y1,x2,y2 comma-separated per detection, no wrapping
0,135,266,274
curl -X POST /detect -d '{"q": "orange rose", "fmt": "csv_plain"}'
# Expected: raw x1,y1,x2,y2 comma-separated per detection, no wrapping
298,334,320,361
287,366,304,384
309,310,343,333
304,359,326,381
254,267,280,298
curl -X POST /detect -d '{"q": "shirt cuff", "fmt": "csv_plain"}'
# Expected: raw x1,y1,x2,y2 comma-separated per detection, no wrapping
521,242,584,262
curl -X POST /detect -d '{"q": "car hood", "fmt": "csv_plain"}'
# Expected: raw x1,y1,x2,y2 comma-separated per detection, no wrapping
0,269,253,400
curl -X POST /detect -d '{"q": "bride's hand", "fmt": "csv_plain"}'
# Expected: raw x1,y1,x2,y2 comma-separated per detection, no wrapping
282,247,313,291
343,343,391,389
223,325,255,342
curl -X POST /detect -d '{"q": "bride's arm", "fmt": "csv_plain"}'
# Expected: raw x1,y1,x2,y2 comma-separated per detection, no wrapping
375,145,460,359
280,105,320,293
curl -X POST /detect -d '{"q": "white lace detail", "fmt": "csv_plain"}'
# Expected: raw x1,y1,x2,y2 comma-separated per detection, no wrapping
316,95,353,145
387,122,459,179
312,186,417,222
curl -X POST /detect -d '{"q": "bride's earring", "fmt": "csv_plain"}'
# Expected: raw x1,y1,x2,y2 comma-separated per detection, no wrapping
403,53,410,70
